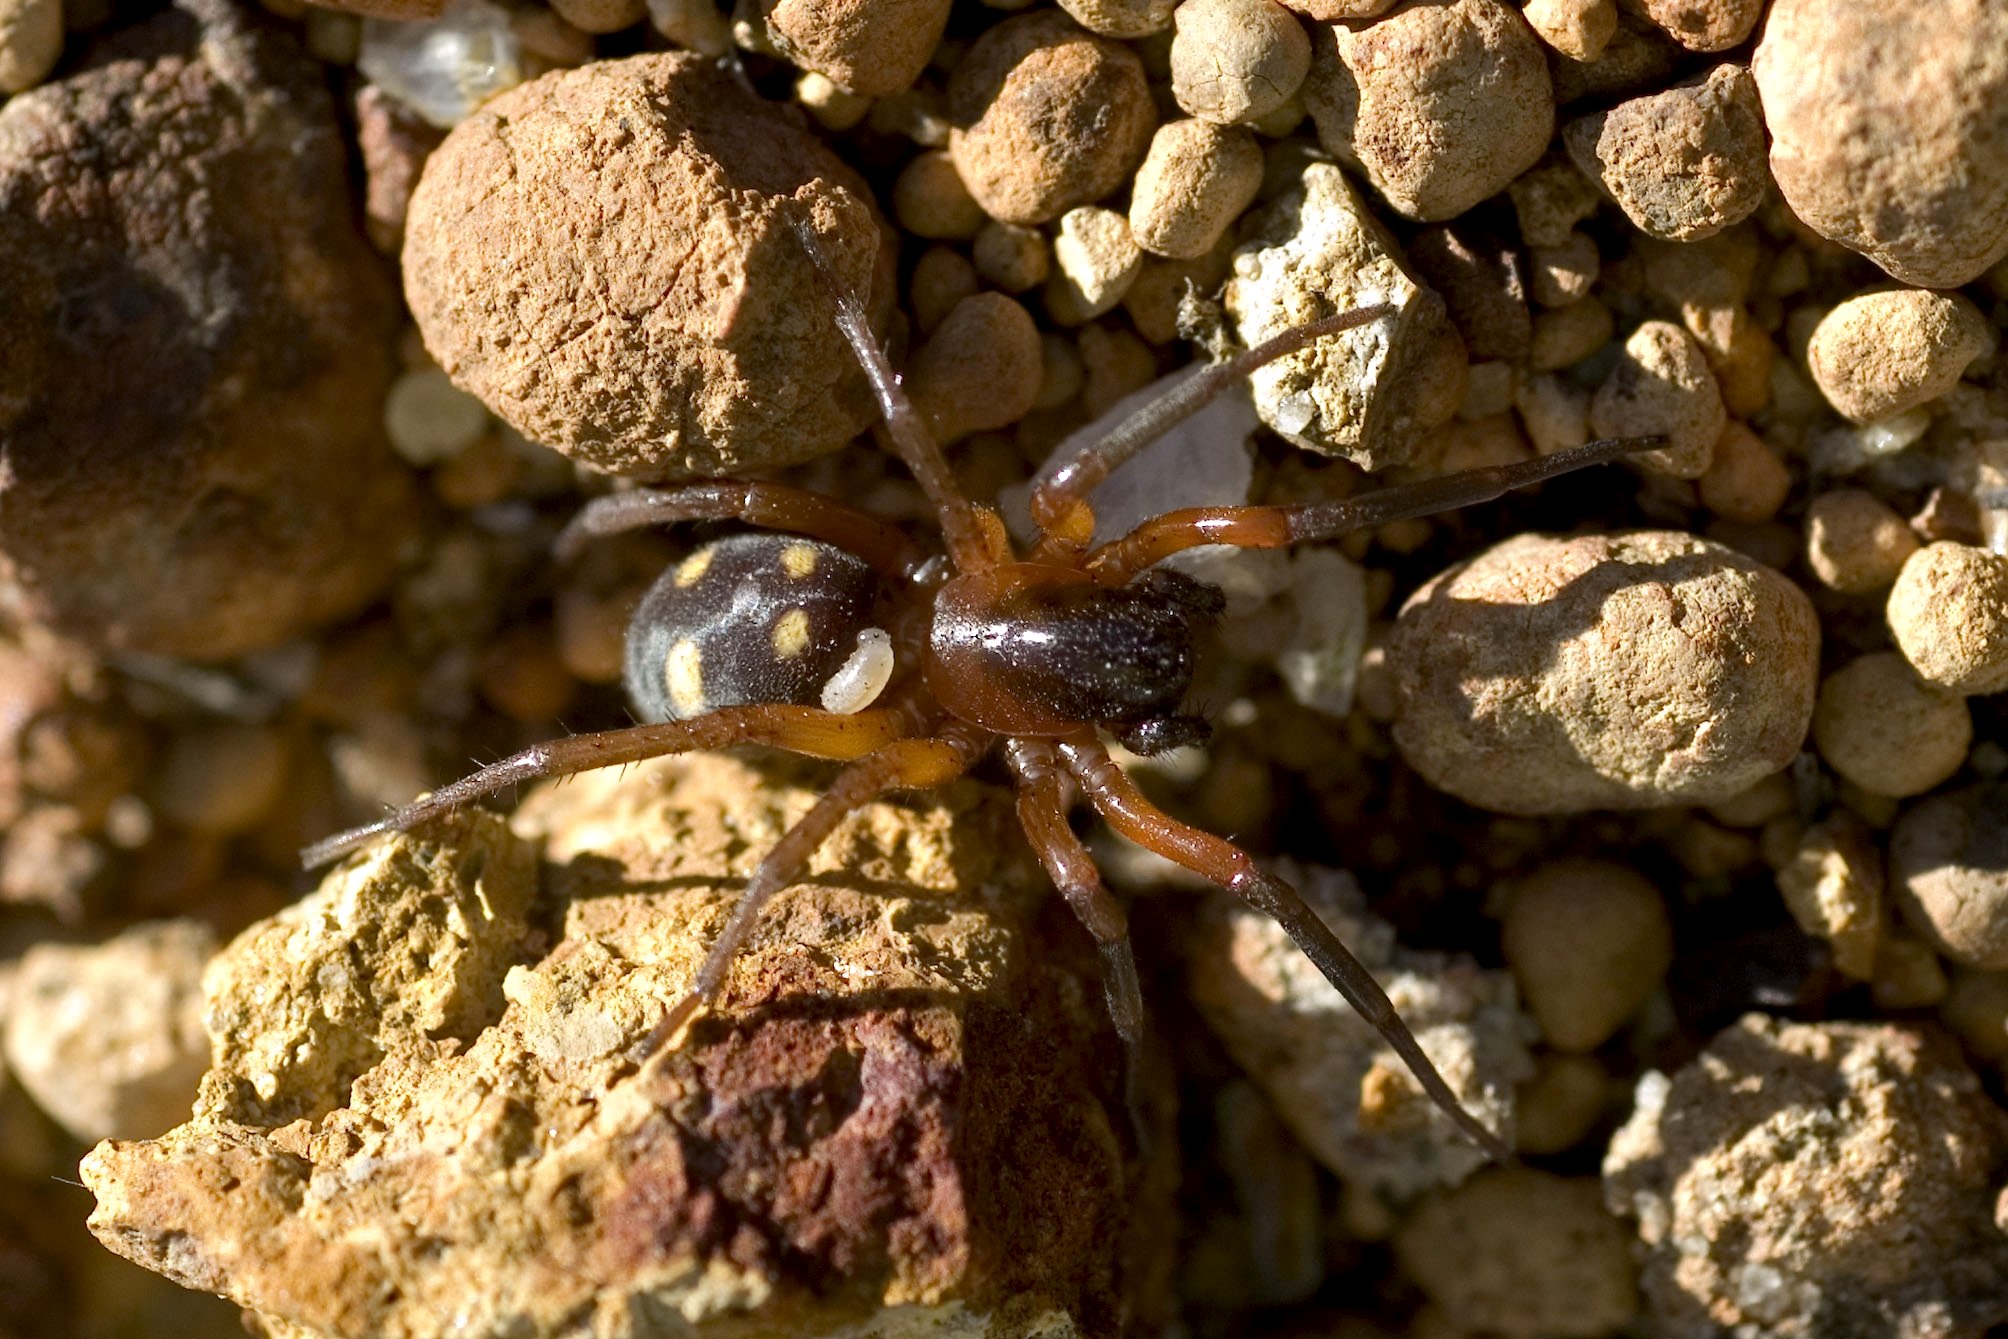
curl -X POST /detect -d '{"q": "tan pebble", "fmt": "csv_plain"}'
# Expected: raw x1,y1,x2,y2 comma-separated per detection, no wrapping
1528,297,1614,371
1123,241,1232,343
154,724,290,835
1395,1168,1637,1339
646,0,731,51
1169,0,1311,125
1245,89,1306,138
1696,420,1789,523
892,151,986,240
1893,783,2008,969
762,0,949,96
1390,530,1819,813
550,0,642,31
1813,652,1971,799
1941,967,2008,1062
1510,154,1601,247
1273,0,1392,18
1804,488,1918,593
1775,814,1883,979
947,12,1155,225
1033,332,1085,410
1888,542,2008,697
1406,227,1531,363
1910,487,1986,548
1527,231,1599,308
1048,205,1145,322
906,293,1044,443
795,70,873,130
1514,1051,1609,1155
384,367,490,465
1502,860,1671,1052
1630,0,1760,51
1871,932,1949,1011
1304,0,1553,221
1521,0,1614,61
1077,323,1158,418
1698,307,1774,416
1705,769,1793,827
910,244,978,333
1563,63,1766,242
0,0,61,91
972,220,1049,291
1754,0,2008,286
1129,119,1264,259
868,83,950,146
1806,287,1993,423
1459,363,1515,421
1057,0,1175,37
1513,372,1590,455
477,623,579,723
1589,319,1725,477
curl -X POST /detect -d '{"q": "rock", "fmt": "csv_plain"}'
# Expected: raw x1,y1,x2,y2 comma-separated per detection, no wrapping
891,149,986,240
1223,162,1465,469
0,0,416,658
1396,1168,1637,1337
84,755,1158,1337
1802,487,1919,593
1696,421,1790,523
906,292,1044,443
1404,226,1531,363
403,53,896,479
1127,119,1264,261
1304,0,1554,222
1892,783,2008,971
1810,652,1971,799
3,921,213,1144
1563,63,1766,242
1390,531,1820,814
1887,542,2008,697
1752,0,2008,287
355,83,446,254
1522,0,1616,62
1589,320,1726,478
1168,0,1311,126
1604,1015,2008,1339
1806,287,1994,424
947,12,1156,226
1775,814,1884,980
1048,204,1145,322
1500,860,1671,1053
758,0,951,96
1624,0,1760,51
0,0,60,93
1056,0,1175,37
1186,860,1534,1196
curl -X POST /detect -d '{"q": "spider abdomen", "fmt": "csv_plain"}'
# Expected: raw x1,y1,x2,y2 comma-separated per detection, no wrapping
926,563,1221,737
625,533,889,722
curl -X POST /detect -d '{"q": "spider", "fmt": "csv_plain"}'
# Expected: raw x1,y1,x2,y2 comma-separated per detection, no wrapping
306,222,1662,1160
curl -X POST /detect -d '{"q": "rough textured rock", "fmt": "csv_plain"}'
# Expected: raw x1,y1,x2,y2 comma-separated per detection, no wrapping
1168,0,1310,126
1563,63,1766,242
1623,0,1760,51
758,0,951,97
1604,1016,2008,1339
404,53,896,480
83,756,1157,1338
3,920,214,1144
1892,783,2008,972
1886,541,2008,697
1186,861,1534,1195
1589,320,1725,478
1389,531,1820,814
1223,162,1466,470
0,0,415,658
1752,0,2008,287
947,12,1156,226
1806,287,1994,424
1775,815,1884,982
1810,652,1971,799
1304,0,1554,222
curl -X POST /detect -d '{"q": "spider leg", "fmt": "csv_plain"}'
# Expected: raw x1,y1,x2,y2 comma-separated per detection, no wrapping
1082,433,1669,585
1027,306,1401,552
1003,739,1150,1145
556,480,926,579
299,704,924,869
639,722,993,1057
1054,733,1512,1162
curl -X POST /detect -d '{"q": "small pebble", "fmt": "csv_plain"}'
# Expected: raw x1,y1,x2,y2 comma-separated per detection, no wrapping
152,723,292,836
1695,421,1788,523
910,244,979,332
1500,860,1671,1052
1805,287,1993,423
1892,782,2008,969
1774,814,1883,979
1628,0,1760,51
1304,0,1554,221
1513,1051,1609,1155
761,0,949,97
1168,0,1310,126
384,367,491,464
0,0,61,92
971,220,1049,292
1564,63,1767,242
795,69,872,130
2,921,214,1143
1128,119,1264,260
1812,652,1971,799
1390,531,1819,813
548,0,642,31
1395,1168,1637,1339
1048,205,1145,322
1589,319,1726,478
1056,0,1174,37
1605,1016,2008,1339
1887,542,2008,696
1870,932,1949,1011
892,150,986,240
947,12,1155,225
1405,226,1531,364
906,292,1044,443
1509,154,1601,247
1802,488,1919,593
1941,967,2008,1062
1521,0,1614,62
1528,297,1614,371
1526,231,1598,308
1514,373,1591,454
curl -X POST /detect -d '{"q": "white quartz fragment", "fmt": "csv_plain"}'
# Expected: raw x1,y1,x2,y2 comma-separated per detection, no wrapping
359,0,522,129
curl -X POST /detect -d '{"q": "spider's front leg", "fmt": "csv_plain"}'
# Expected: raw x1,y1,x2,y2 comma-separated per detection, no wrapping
556,480,925,579
1054,733,1512,1162
299,704,924,869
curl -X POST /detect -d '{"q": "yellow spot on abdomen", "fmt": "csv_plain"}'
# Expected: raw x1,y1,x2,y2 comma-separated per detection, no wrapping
664,638,707,717
674,547,714,588
780,543,819,579
771,608,811,660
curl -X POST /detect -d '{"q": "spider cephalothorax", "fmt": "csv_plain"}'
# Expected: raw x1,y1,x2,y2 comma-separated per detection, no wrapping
307,223,1664,1160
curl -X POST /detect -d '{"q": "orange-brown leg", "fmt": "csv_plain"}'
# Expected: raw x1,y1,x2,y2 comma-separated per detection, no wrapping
1054,734,1511,1161
556,480,926,579
1082,434,1668,585
300,703,926,869
640,722,994,1056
